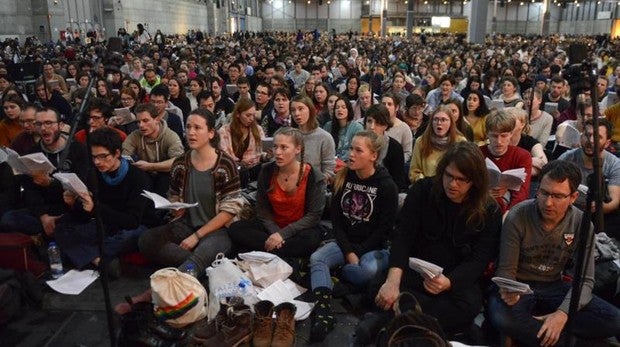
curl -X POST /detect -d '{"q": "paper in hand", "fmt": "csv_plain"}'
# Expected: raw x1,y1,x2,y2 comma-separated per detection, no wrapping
141,190,199,210
53,173,88,195
491,277,533,294
408,258,443,279
6,151,56,176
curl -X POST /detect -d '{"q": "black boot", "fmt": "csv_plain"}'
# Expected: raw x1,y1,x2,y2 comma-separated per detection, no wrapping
310,287,335,342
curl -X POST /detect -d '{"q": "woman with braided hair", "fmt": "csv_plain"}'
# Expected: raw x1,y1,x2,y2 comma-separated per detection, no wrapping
228,127,325,257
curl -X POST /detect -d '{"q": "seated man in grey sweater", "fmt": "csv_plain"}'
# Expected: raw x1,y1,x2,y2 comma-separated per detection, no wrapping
488,160,620,346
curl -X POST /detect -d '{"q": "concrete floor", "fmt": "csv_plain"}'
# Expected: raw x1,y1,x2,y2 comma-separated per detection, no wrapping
0,272,360,347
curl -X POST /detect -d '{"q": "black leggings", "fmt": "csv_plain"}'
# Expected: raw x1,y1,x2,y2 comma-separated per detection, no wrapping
228,219,322,258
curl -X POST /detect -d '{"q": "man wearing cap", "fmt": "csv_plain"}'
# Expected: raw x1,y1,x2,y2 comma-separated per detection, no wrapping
534,75,548,94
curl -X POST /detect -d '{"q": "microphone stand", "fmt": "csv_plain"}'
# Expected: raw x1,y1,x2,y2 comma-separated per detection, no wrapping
565,62,604,347
57,53,117,347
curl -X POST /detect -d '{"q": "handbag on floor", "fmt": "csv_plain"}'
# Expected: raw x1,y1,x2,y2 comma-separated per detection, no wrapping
376,292,450,347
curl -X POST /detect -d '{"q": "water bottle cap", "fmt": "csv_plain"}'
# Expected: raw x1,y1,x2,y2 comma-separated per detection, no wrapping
186,263,195,269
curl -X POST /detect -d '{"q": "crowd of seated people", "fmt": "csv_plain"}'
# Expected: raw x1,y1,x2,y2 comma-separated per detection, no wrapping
0,30,619,345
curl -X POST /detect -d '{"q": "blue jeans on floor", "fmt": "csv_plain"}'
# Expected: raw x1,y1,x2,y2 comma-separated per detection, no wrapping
488,281,620,346
54,220,147,269
0,208,44,235
309,241,389,290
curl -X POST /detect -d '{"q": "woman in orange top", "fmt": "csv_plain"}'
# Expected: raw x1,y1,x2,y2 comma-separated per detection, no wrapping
228,127,326,257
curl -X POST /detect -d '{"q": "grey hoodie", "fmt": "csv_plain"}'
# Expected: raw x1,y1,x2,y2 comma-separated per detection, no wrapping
122,120,184,164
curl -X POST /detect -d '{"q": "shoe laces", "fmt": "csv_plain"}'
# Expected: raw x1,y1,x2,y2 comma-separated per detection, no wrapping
274,311,295,336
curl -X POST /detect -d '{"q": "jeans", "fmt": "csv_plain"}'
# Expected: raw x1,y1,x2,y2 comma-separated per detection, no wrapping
139,220,231,278
309,241,389,290
488,281,620,346
0,208,44,235
54,220,146,269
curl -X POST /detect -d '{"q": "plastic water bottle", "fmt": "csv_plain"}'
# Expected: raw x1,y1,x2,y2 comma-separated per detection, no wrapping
48,242,64,279
184,263,198,278
238,278,252,296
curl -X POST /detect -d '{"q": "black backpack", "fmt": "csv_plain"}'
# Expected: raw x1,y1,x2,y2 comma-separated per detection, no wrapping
377,292,450,347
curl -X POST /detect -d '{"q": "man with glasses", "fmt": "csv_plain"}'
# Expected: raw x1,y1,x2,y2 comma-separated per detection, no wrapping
74,98,127,145
489,160,620,346
53,127,151,278
254,81,273,121
10,103,39,155
481,110,532,214
558,119,620,238
1,107,88,236
149,84,184,142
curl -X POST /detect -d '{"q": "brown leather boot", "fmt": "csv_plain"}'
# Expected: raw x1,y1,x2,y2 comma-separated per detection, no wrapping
252,301,274,347
271,302,297,347
192,297,244,344
200,304,252,347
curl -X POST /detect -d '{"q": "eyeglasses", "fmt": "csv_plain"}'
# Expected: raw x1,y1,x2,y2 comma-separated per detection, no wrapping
89,115,104,121
19,119,35,125
537,189,571,201
121,97,134,102
443,172,471,185
34,121,58,128
433,117,451,124
91,153,112,161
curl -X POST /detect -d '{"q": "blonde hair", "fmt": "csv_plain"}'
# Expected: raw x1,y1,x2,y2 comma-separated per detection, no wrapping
505,107,530,135
333,130,385,193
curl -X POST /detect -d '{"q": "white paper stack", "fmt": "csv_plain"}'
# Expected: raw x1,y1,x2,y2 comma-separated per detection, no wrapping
408,258,443,279
256,279,313,321
491,277,533,294
141,190,199,210
485,158,526,191
53,172,88,195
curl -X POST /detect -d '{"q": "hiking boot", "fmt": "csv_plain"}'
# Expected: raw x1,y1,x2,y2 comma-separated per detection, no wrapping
193,297,244,343
199,304,252,347
272,302,297,347
252,300,274,347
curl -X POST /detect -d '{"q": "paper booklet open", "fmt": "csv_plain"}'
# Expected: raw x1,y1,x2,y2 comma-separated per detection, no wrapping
491,277,534,294
112,108,135,125
485,158,526,191
555,121,581,149
53,173,88,195
1,147,56,176
543,102,558,115
409,258,443,279
141,190,199,210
